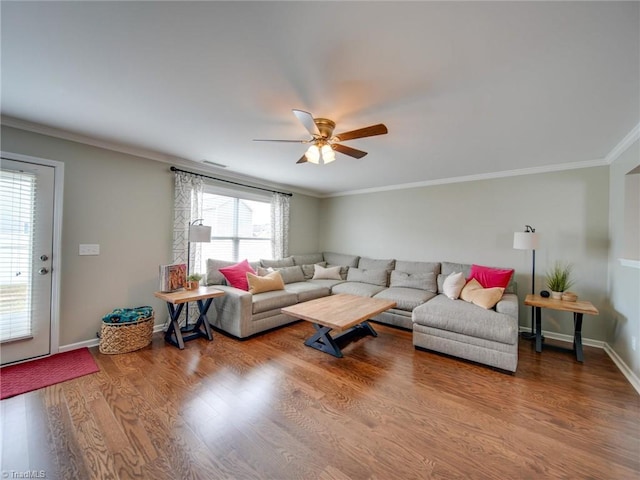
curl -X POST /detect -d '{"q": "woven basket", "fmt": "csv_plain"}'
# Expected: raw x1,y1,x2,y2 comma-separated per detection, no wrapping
99,316,154,354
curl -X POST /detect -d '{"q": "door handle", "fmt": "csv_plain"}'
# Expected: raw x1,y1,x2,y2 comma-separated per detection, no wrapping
38,267,49,275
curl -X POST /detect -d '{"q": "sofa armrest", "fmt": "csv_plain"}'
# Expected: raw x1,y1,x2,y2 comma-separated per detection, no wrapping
495,293,518,320
209,285,253,338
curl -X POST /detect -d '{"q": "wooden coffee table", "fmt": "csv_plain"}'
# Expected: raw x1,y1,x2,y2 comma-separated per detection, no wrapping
281,294,396,358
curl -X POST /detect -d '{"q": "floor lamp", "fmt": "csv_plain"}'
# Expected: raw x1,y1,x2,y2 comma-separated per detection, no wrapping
185,219,211,329
513,225,539,340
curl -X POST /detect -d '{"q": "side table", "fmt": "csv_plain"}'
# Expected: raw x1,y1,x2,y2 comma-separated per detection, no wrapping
524,294,599,362
154,286,225,349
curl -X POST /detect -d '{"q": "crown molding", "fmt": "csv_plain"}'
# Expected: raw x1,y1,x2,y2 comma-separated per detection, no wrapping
1,115,319,198
325,158,609,198
1,115,188,164
605,122,640,165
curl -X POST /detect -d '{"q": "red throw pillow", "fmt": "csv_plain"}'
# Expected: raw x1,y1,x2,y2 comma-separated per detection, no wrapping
468,264,514,289
219,259,256,291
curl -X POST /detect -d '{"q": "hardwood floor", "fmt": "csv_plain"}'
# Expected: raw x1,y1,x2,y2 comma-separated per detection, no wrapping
1,322,639,479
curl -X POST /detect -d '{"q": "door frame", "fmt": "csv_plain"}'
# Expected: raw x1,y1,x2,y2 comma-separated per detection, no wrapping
1,151,64,357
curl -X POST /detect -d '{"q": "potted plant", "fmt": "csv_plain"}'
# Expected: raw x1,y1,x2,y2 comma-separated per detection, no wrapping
545,261,575,299
185,273,203,290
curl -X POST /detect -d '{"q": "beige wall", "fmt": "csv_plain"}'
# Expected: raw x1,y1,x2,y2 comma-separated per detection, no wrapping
1,126,320,346
318,167,611,342
608,138,640,377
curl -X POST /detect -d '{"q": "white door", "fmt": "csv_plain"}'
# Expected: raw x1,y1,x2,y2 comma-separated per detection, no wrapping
0,158,55,365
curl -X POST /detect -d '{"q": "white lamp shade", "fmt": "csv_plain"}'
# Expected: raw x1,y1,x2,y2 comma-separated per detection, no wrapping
189,224,211,243
513,231,539,250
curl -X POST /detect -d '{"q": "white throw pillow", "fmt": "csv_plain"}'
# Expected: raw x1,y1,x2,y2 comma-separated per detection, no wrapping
443,272,466,300
312,264,342,280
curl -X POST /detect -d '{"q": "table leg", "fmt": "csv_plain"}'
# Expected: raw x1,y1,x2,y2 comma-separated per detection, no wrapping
574,313,584,362
180,298,214,343
535,306,543,353
304,321,378,358
305,324,343,358
164,302,185,349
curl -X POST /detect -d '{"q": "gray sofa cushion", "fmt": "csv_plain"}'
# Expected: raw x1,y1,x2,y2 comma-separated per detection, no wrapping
307,278,346,289
374,287,436,311
412,295,518,345
332,282,386,297
390,271,437,292
323,252,359,267
395,260,441,276
292,253,324,265
261,257,294,268
284,281,330,302
358,256,395,271
206,259,235,285
252,290,298,314
346,267,388,286
275,265,306,284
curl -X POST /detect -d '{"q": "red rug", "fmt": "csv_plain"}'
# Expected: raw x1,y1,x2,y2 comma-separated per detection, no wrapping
0,347,99,400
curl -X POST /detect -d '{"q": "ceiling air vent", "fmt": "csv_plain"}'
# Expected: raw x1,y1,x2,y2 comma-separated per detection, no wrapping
201,160,227,168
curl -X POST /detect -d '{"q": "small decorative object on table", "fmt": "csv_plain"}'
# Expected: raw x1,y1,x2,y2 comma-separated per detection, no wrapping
185,273,203,290
99,306,154,354
545,261,575,300
562,291,578,302
159,263,187,292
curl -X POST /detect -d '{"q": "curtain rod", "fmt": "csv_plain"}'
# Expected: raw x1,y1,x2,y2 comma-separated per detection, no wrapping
170,166,292,197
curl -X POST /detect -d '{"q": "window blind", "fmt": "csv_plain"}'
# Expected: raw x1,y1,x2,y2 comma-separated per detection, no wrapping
0,169,36,342
199,189,272,268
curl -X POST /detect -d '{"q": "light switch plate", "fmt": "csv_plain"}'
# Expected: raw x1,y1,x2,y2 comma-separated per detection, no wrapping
79,244,100,256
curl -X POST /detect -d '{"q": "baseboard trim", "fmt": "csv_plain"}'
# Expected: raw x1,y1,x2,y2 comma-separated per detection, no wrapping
519,327,639,395
603,343,640,395
59,324,166,353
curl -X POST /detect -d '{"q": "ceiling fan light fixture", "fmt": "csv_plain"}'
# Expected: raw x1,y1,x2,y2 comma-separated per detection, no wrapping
305,145,320,164
321,144,336,164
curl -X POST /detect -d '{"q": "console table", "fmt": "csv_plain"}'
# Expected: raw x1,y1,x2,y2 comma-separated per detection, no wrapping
154,286,225,349
524,294,599,362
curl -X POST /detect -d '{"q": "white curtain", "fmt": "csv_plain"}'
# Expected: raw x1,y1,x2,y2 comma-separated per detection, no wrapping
271,193,290,260
172,171,204,324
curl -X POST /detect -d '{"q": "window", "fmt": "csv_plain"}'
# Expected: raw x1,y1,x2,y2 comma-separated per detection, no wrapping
0,169,35,342
198,186,272,270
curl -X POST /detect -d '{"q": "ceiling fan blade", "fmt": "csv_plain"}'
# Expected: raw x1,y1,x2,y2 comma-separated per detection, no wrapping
334,124,388,142
296,155,308,164
332,143,368,159
292,109,321,137
253,139,309,143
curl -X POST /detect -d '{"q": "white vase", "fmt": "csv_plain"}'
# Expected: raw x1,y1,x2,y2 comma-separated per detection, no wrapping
550,291,563,300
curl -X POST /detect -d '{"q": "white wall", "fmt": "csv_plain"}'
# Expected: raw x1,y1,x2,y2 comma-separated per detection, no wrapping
1,126,320,346
608,138,640,377
319,167,611,341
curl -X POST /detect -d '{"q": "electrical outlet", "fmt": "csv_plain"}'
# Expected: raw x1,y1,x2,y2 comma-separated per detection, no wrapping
632,336,637,352
79,244,100,256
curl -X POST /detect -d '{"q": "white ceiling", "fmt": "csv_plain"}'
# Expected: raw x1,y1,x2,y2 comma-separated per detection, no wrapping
2,1,639,196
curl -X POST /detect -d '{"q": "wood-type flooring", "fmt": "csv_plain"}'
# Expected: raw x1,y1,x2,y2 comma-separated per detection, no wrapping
1,321,638,479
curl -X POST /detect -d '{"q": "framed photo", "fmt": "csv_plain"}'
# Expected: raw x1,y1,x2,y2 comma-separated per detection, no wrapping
159,263,187,292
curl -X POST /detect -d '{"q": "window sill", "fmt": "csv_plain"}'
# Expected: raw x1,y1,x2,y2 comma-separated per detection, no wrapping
619,258,640,269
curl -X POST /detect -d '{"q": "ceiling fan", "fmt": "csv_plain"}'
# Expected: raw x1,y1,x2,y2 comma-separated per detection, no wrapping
254,109,388,165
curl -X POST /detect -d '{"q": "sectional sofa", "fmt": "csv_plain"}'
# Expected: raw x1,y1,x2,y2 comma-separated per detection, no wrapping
205,252,519,372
